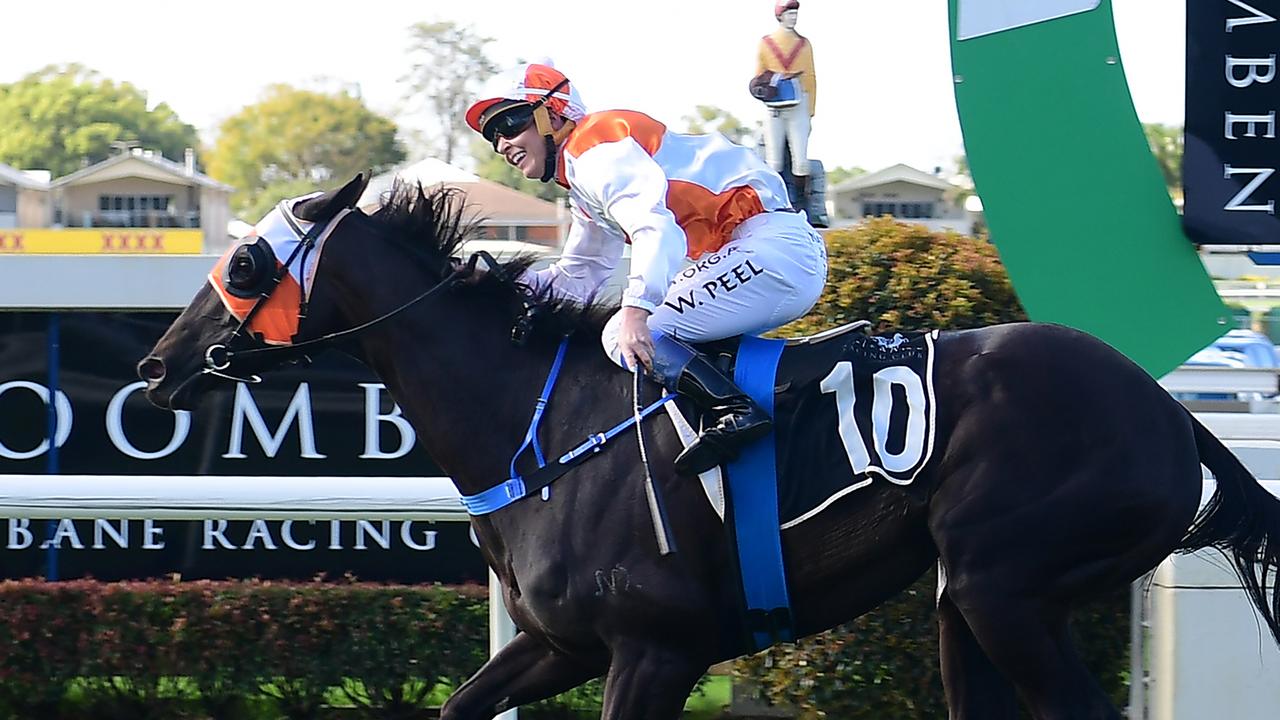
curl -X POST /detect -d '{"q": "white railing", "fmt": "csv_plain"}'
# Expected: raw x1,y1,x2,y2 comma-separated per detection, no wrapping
1159,366,1280,396
0,475,467,520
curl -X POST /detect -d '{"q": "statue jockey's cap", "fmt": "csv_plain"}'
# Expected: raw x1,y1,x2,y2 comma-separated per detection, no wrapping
465,62,586,137
775,0,799,18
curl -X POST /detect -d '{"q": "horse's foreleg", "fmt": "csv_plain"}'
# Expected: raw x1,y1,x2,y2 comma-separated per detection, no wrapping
937,588,1020,720
600,641,708,720
439,631,603,720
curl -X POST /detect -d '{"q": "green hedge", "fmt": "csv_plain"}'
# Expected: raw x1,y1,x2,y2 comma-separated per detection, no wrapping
0,578,489,719
779,219,1027,338
734,570,1130,718
0,573,1127,720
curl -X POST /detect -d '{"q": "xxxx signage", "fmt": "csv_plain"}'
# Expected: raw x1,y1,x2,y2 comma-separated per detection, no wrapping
0,228,203,254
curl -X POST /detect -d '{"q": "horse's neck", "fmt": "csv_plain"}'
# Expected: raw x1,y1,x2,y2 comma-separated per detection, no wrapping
338,292,571,503
367,331,537,484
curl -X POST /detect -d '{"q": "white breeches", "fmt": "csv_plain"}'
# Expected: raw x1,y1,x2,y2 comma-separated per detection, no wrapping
602,210,827,367
764,92,811,177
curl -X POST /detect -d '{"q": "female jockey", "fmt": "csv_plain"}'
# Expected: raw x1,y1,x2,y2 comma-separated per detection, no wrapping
465,63,828,476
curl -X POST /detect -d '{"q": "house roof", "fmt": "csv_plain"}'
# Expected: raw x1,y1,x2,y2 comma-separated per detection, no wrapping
0,163,49,190
361,158,564,226
51,150,234,192
830,163,954,194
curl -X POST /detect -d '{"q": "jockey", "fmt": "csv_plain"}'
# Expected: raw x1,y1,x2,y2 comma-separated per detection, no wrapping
465,63,828,476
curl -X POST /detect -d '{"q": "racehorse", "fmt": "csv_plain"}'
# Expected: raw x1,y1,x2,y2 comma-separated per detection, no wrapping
138,175,1280,720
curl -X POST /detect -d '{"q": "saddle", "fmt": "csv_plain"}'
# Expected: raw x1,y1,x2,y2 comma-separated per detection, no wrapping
691,320,872,391
671,320,937,651
676,319,939,526
748,72,802,109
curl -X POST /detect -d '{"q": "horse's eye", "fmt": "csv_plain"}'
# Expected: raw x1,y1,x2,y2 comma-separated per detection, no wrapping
228,253,255,286
223,239,275,297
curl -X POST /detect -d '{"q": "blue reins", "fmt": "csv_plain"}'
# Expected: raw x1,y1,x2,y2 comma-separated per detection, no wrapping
459,337,675,516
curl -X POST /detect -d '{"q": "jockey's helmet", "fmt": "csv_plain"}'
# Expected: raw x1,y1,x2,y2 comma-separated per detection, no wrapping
465,63,586,183
775,0,799,18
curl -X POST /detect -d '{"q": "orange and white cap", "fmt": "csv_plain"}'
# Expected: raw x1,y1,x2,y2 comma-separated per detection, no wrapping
465,62,587,134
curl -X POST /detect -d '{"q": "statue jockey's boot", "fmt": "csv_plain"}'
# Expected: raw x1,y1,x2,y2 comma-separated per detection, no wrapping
651,335,774,475
793,173,810,214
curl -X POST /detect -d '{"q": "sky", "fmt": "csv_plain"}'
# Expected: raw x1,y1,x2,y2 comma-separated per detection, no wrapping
2,0,1184,176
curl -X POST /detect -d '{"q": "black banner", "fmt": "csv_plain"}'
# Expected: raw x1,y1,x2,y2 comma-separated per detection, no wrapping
1184,0,1280,245
0,312,486,584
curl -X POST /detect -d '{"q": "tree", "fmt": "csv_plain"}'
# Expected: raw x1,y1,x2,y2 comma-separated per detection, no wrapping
1143,123,1183,202
0,64,199,177
681,105,755,146
825,166,867,188
207,84,405,220
470,138,567,203
401,21,500,165
942,153,976,211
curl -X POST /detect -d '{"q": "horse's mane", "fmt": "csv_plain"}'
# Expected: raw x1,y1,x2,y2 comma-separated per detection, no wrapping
364,179,616,339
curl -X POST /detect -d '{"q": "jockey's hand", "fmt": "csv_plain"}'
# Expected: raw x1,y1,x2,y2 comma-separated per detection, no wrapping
617,306,655,373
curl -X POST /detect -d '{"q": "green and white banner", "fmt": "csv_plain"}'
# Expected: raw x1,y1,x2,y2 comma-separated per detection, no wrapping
949,0,1227,377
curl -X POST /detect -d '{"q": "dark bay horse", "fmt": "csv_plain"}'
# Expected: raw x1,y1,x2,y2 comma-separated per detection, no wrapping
138,176,1280,719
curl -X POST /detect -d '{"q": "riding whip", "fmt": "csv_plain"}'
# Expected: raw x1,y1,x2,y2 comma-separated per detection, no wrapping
635,369,677,555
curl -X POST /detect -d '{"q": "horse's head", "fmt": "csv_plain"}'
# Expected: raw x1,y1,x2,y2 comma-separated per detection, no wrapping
137,174,371,410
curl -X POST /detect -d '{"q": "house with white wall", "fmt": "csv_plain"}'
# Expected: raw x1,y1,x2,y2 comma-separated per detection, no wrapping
828,163,981,235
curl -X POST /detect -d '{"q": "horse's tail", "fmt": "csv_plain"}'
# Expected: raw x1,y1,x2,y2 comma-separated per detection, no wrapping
1180,416,1280,644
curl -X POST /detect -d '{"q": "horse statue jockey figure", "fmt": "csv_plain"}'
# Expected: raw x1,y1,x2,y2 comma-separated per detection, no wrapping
753,0,817,214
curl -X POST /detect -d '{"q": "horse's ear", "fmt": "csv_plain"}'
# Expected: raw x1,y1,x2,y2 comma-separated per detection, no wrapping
292,172,371,222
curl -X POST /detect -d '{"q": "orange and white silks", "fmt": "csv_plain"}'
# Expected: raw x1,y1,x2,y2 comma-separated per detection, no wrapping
207,197,350,345
520,109,793,313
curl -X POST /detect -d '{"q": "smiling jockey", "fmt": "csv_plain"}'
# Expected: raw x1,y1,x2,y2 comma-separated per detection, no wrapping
465,63,828,475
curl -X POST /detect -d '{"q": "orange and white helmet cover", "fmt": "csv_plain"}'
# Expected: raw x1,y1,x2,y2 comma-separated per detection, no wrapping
465,62,587,135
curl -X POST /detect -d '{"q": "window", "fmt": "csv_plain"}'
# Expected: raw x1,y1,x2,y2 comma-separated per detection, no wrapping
863,201,936,219
900,202,936,219
95,195,177,227
864,201,896,217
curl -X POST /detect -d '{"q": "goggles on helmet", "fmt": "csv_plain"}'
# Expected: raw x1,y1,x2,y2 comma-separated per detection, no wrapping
481,103,537,149
477,77,572,150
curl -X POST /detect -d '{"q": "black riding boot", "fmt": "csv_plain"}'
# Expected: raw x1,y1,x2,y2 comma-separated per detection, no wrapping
651,336,774,475
793,173,810,214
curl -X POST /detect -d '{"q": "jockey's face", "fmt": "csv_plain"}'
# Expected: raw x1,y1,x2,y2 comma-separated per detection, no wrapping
779,9,798,29
494,112,564,180
495,122,545,179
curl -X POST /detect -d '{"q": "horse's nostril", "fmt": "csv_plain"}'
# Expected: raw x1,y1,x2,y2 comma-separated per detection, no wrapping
138,356,167,383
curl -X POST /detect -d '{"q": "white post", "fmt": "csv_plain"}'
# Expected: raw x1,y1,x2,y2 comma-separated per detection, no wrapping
489,569,519,720
1128,574,1150,719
